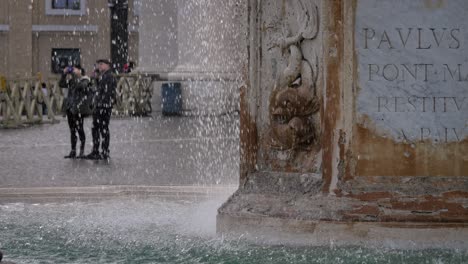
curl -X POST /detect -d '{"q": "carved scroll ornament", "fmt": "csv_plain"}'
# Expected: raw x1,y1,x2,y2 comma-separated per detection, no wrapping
268,0,320,151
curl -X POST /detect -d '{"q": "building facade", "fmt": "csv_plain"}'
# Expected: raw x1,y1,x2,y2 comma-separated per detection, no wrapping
0,0,139,80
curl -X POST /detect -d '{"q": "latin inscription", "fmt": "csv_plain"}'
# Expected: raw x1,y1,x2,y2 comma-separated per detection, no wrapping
363,28,461,50
376,97,467,113
356,1,468,143
367,64,468,82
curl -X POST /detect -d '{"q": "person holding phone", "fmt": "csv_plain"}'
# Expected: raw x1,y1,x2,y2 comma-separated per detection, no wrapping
84,59,117,161
59,64,91,159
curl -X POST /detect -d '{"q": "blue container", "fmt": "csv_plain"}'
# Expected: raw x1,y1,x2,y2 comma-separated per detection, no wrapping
161,83,182,115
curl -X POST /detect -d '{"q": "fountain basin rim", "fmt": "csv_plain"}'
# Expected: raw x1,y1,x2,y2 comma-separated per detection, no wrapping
217,213,468,250
0,185,237,203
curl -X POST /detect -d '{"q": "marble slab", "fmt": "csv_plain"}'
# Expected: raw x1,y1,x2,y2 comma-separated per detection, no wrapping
355,0,468,143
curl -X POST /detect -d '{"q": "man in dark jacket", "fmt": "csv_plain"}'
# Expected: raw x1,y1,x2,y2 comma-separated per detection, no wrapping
59,64,91,158
85,59,117,160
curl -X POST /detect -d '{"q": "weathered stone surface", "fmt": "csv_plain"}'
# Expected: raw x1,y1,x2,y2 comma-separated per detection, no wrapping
339,176,468,195
356,0,468,143
219,190,359,221
256,0,323,173
217,213,468,249
241,172,322,195
219,186,468,223
353,0,468,177
217,0,468,248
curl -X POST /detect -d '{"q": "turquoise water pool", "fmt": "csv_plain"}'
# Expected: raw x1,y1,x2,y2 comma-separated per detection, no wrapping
1,196,466,263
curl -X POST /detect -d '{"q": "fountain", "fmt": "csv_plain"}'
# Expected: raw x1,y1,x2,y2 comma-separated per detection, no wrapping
217,0,468,249
2,197,466,263
1,0,468,263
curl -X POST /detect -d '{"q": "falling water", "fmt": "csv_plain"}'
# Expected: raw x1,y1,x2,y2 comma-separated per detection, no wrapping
1,198,467,263
1,0,467,263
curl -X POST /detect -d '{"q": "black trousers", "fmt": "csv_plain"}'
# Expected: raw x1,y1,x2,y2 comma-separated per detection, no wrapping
91,108,112,155
66,111,85,151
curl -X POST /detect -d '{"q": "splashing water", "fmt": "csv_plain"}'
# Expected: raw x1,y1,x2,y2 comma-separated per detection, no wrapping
1,197,467,264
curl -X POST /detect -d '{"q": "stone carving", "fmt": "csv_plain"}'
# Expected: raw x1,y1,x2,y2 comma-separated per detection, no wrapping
268,0,320,150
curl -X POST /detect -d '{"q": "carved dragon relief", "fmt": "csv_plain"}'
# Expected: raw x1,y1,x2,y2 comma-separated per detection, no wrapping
267,0,320,155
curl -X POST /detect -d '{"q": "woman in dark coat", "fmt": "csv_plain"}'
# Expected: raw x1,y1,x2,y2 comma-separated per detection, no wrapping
59,64,91,158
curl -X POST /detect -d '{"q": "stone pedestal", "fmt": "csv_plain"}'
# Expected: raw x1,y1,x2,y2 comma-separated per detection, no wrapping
217,0,468,248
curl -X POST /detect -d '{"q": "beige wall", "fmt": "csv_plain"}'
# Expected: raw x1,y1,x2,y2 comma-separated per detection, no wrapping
0,34,8,77
32,0,108,25
0,1,8,24
0,0,8,77
0,0,139,80
8,0,33,78
31,0,110,80
33,32,102,80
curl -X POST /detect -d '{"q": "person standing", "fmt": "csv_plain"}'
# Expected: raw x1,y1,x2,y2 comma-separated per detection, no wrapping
59,64,91,159
85,59,117,160
41,82,48,115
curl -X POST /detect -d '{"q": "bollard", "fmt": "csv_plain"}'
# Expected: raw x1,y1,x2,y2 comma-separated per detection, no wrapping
161,82,182,116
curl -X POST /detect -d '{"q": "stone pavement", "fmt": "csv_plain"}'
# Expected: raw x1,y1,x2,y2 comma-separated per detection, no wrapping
0,113,239,188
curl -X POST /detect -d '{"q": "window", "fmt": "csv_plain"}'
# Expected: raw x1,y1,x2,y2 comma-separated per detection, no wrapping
51,49,81,74
45,0,86,15
52,0,81,10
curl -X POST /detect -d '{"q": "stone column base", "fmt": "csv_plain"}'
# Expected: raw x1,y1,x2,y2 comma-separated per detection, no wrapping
217,172,468,249
217,213,468,249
